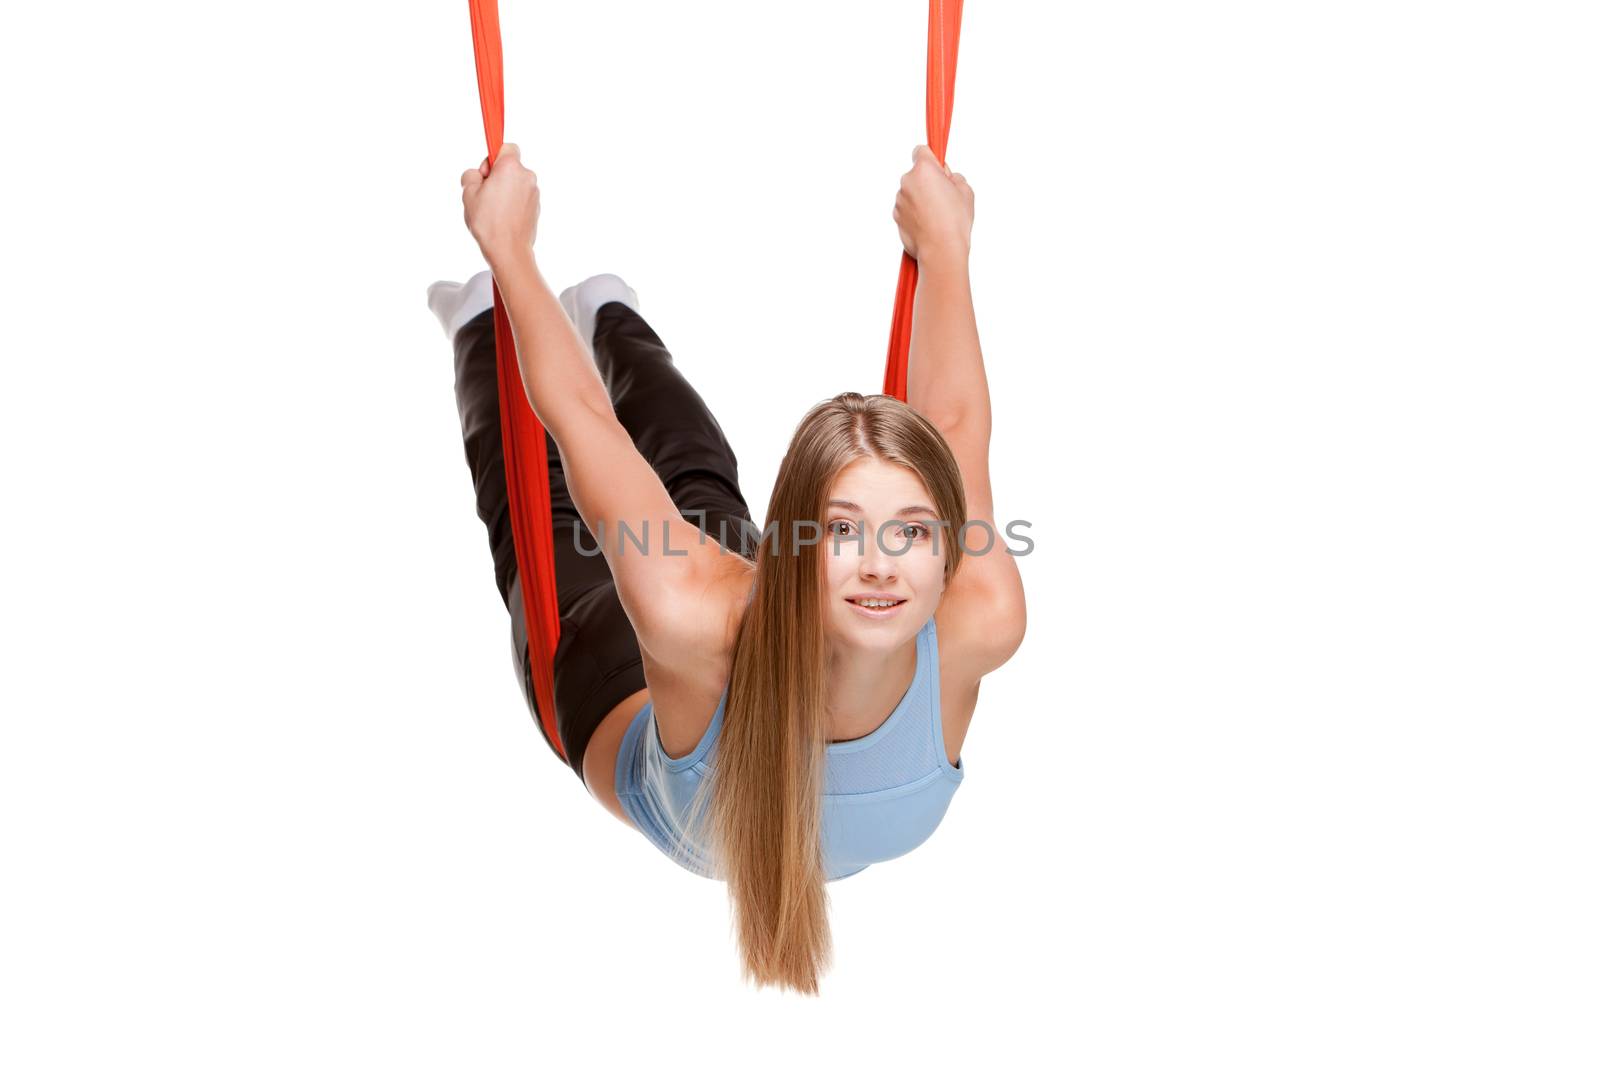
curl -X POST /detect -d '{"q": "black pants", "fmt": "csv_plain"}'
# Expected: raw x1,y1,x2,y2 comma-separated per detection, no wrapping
451,300,758,787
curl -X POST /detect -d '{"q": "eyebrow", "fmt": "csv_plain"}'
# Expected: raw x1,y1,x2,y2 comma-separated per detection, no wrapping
827,499,939,519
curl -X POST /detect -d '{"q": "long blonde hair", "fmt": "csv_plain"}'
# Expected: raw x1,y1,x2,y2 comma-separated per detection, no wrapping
677,392,968,994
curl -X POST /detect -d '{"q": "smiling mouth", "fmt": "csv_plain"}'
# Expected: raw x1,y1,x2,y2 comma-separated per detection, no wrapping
845,596,906,615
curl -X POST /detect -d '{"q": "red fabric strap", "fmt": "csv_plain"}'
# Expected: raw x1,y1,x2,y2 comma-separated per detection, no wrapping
468,0,564,761
884,0,964,401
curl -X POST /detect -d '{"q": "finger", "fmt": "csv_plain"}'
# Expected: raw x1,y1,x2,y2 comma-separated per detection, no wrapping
497,142,521,165
461,168,483,188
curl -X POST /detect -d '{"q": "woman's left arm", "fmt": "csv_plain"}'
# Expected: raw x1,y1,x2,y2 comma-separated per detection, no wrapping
914,257,1026,680
896,150,1025,677
906,253,990,439
896,145,986,432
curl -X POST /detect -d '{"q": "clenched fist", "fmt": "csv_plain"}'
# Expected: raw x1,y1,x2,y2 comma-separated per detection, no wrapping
893,144,974,264
461,143,541,266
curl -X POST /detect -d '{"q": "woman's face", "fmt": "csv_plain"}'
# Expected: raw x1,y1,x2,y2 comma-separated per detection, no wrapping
820,457,948,652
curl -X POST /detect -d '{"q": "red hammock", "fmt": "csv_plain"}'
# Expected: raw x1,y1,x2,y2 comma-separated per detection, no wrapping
464,0,964,764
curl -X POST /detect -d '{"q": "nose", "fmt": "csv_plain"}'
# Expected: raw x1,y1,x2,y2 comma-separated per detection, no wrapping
857,522,903,584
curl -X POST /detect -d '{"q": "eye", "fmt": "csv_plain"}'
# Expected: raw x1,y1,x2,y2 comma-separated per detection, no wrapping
827,519,855,537
902,523,931,542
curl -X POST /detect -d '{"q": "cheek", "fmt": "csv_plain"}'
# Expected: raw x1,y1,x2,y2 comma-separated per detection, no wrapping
914,553,948,591
823,552,854,591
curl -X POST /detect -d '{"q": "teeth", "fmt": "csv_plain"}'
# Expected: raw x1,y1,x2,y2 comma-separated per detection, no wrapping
853,598,899,608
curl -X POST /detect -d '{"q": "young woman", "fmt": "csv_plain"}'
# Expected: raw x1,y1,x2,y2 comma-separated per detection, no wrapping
428,143,1026,993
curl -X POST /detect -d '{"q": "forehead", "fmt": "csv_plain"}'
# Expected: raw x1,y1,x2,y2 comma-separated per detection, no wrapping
826,458,932,507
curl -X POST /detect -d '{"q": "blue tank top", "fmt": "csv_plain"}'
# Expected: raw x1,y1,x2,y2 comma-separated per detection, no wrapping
613,614,965,881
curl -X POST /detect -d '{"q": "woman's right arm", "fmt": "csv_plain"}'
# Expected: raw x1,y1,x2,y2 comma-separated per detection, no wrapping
461,145,729,657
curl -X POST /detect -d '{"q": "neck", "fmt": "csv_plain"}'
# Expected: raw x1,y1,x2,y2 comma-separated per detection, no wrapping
822,632,919,740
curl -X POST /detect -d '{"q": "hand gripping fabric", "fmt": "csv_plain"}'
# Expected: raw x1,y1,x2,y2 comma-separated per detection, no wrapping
461,0,964,767
884,0,965,401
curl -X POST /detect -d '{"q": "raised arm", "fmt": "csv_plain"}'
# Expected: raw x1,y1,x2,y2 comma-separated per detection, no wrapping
897,146,988,436
893,145,1025,677
459,145,728,657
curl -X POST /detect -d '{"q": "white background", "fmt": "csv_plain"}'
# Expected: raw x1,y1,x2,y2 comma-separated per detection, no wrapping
3,1,1596,1062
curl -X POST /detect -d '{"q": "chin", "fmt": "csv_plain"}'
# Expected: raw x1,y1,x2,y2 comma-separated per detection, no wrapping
829,601,919,648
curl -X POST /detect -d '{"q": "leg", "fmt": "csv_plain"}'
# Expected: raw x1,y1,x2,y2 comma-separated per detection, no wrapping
590,301,761,561
448,287,756,789
452,306,619,775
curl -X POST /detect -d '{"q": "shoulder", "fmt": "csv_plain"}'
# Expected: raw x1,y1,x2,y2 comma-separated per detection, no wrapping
933,540,1027,687
929,549,1024,767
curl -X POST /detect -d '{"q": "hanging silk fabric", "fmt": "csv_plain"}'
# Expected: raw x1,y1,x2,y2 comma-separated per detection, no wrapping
462,0,964,766
884,0,965,399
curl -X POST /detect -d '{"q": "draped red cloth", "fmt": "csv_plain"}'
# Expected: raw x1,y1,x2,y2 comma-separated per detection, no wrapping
466,0,563,756
884,0,964,401
462,0,963,766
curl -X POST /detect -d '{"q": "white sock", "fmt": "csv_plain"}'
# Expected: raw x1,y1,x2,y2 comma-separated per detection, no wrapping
558,273,641,353
426,270,495,344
